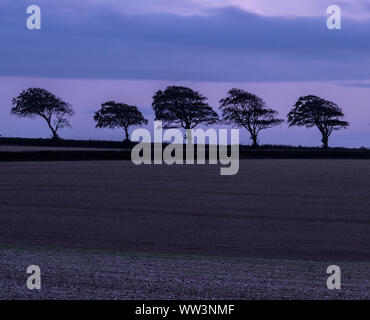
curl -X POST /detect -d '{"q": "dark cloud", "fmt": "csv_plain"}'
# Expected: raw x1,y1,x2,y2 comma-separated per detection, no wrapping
1,0,370,81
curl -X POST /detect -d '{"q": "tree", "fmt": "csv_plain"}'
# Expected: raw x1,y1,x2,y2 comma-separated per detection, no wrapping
287,95,349,148
94,101,148,141
152,86,218,143
11,88,74,140
219,89,283,147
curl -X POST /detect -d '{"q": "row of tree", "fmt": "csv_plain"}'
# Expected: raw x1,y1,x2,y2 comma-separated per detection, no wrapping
10,86,349,148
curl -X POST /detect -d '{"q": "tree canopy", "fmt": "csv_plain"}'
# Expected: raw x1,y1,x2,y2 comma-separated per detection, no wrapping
219,88,283,146
94,101,148,141
152,86,218,135
11,88,74,140
287,95,349,148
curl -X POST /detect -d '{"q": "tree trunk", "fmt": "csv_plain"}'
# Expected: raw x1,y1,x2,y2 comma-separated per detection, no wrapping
321,134,329,149
46,120,60,140
185,128,192,144
124,127,130,141
51,131,60,140
251,134,258,147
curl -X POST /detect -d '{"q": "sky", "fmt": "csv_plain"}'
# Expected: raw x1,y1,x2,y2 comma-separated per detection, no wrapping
0,0,370,147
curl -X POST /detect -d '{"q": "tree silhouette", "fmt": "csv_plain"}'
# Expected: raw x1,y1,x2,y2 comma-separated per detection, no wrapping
219,89,283,147
11,88,74,140
94,101,148,141
288,95,349,148
152,86,218,142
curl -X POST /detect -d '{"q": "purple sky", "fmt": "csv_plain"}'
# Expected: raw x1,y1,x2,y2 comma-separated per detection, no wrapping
1,0,370,147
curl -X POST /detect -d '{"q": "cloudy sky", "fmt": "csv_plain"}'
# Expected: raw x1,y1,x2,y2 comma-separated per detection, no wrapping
0,0,369,146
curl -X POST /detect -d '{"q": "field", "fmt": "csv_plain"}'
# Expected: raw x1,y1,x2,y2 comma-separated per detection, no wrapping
0,160,369,299
1,246,369,299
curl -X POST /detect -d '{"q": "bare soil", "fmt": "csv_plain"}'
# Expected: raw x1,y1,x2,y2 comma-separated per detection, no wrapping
0,160,369,261
1,245,368,300
0,160,369,299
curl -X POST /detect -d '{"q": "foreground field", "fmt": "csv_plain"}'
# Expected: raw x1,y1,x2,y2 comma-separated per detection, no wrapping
0,160,369,261
1,245,369,299
0,160,369,299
